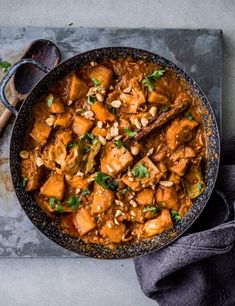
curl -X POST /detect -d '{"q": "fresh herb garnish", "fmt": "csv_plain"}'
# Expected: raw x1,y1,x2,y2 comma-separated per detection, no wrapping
84,146,91,153
110,107,117,114
95,171,118,190
114,139,125,149
142,69,165,92
20,176,28,188
198,183,203,192
143,205,160,215
124,127,137,138
0,60,12,72
122,187,132,194
185,111,194,121
91,77,101,86
47,95,54,107
81,132,98,144
132,163,149,178
68,142,78,149
160,105,170,113
171,210,181,223
81,188,90,196
67,195,81,210
76,108,85,115
49,197,64,213
87,95,96,105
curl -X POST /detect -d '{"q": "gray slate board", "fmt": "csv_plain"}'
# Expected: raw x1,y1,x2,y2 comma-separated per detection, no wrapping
0,27,222,257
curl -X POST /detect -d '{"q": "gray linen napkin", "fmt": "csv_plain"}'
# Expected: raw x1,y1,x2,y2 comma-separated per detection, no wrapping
134,139,235,306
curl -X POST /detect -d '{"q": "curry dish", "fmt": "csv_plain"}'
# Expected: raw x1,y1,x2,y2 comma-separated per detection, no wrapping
20,57,206,248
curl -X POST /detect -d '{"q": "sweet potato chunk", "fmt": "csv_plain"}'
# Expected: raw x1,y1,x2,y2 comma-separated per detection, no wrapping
69,74,88,102
30,119,52,145
148,91,169,105
138,208,173,238
21,153,42,191
49,97,65,113
156,186,179,210
170,158,189,176
91,101,115,122
56,130,73,146
73,207,96,236
40,173,65,200
166,118,198,150
122,156,162,191
92,126,108,137
65,175,89,190
101,142,133,176
54,113,73,128
92,184,114,213
100,221,125,243
72,115,94,136
136,188,154,206
90,65,113,89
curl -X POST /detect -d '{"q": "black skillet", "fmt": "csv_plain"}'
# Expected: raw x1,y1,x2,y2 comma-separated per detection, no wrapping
0,47,220,259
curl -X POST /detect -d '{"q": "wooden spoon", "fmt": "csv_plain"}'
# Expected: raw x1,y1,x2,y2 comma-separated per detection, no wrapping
0,39,61,134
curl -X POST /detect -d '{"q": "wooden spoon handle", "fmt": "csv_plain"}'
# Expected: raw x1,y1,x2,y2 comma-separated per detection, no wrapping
0,95,19,135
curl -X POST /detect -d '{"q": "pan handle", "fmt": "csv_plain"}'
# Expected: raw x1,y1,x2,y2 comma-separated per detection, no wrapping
0,58,50,116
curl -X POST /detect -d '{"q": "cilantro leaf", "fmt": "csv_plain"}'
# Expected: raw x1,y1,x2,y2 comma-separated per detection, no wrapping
49,197,64,213
47,95,54,107
81,132,97,144
87,95,96,105
132,163,149,178
142,69,165,92
114,139,125,149
185,111,194,121
122,187,132,194
95,171,118,190
55,204,64,214
68,142,78,149
124,127,137,138
143,205,160,215
81,188,90,196
20,176,28,188
197,183,203,192
171,210,181,223
0,60,12,72
91,77,101,86
67,195,81,210
160,105,170,113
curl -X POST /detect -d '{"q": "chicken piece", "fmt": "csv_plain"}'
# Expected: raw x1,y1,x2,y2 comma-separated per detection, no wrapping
21,152,42,191
138,208,173,238
92,184,114,213
65,175,89,190
69,73,88,102
92,126,108,137
119,118,131,134
170,158,189,176
30,119,52,145
100,221,125,243
54,113,73,128
41,145,56,170
49,96,65,113
148,91,169,105
73,207,96,236
91,101,115,122
170,146,195,162
152,147,167,162
40,173,65,200
122,156,162,191
101,142,133,177
136,188,154,206
166,118,198,150
120,78,145,113
56,130,73,146
156,186,179,210
128,207,144,223
72,115,94,136
61,147,80,175
169,172,181,185
90,65,113,89
53,140,67,166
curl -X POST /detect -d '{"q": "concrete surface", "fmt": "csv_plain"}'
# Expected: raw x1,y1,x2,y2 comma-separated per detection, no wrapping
0,1,234,306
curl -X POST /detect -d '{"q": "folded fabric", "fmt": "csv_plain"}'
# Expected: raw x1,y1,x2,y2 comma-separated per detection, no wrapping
134,140,235,306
